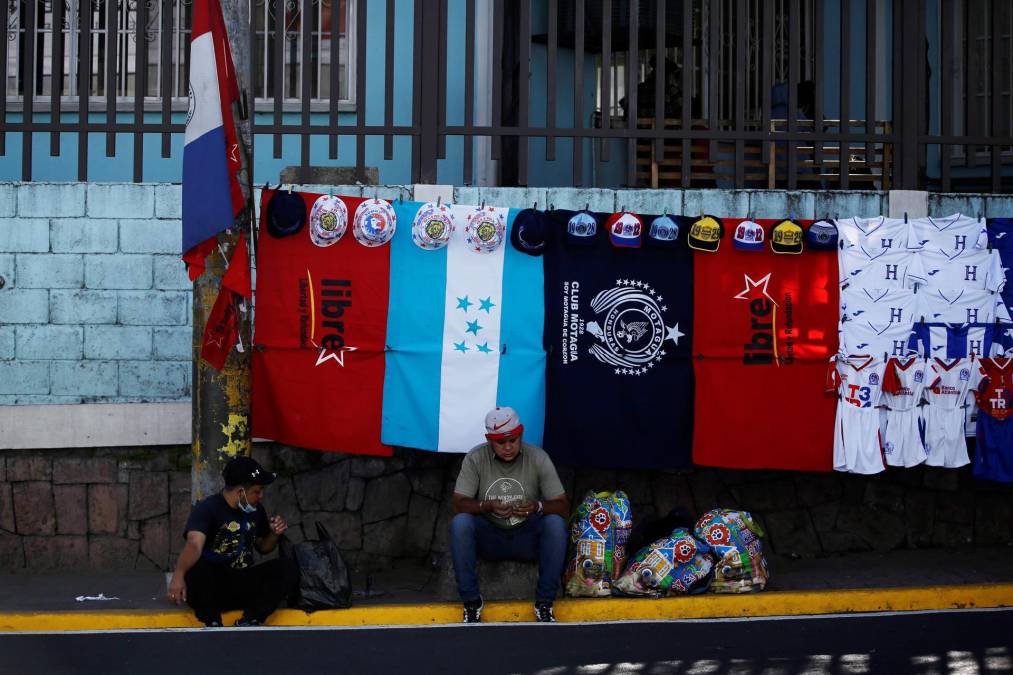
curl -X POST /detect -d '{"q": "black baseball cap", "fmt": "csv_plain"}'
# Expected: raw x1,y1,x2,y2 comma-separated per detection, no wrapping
510,208,547,256
222,456,276,487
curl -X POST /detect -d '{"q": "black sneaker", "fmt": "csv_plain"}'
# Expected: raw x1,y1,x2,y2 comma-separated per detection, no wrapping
203,620,223,628
534,601,556,623
462,598,484,623
234,617,262,627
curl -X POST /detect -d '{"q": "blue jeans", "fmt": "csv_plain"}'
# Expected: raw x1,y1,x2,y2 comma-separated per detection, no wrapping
449,512,568,604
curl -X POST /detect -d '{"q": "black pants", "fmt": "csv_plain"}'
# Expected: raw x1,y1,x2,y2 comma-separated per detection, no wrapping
185,556,299,624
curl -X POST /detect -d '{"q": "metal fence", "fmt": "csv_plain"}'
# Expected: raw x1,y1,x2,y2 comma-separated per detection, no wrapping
1,0,1011,191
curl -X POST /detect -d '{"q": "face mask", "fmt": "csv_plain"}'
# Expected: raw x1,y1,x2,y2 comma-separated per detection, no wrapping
238,488,257,514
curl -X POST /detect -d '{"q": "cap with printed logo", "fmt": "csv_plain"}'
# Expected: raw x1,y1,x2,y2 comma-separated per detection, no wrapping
565,211,599,247
352,198,397,247
484,406,524,441
606,212,643,248
308,194,348,247
688,215,724,252
222,456,276,487
806,219,839,251
464,206,506,253
510,209,547,256
266,189,307,238
770,219,804,254
732,220,765,251
646,215,680,248
411,201,455,250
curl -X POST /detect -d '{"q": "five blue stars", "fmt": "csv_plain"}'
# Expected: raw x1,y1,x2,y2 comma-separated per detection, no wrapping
465,319,482,335
456,296,473,311
453,340,469,353
479,297,496,313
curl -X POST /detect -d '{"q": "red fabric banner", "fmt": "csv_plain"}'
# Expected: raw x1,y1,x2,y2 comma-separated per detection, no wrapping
252,191,392,456
692,219,839,471
201,232,251,370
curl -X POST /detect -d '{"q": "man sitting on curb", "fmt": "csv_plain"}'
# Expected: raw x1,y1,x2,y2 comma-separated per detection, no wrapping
167,456,299,627
450,407,570,623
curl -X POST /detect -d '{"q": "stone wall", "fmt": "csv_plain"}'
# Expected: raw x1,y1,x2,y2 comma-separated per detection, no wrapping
2,444,1011,572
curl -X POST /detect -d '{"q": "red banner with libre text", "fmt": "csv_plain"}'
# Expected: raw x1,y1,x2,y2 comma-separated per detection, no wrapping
251,191,392,456
692,219,839,471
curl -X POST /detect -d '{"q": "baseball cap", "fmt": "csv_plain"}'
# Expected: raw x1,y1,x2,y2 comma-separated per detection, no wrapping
565,211,599,247
733,220,765,251
411,201,455,250
352,198,397,247
308,194,348,247
770,219,804,254
646,215,680,248
606,212,643,248
484,406,524,441
688,216,723,252
510,209,547,256
464,207,506,253
806,219,839,251
266,190,306,238
222,456,276,487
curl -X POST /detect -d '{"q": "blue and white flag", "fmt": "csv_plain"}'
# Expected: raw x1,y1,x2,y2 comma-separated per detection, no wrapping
181,0,242,255
382,202,545,452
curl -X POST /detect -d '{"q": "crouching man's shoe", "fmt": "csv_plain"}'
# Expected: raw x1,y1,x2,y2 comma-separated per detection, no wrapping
234,616,262,627
534,601,556,623
462,597,484,624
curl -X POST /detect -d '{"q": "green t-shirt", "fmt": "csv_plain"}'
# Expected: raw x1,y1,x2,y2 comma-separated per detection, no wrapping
454,441,566,529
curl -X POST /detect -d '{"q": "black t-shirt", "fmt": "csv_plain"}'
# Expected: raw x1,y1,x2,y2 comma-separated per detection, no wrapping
183,493,270,569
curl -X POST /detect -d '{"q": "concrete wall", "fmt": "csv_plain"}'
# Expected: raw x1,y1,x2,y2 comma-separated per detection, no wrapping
1,443,1010,573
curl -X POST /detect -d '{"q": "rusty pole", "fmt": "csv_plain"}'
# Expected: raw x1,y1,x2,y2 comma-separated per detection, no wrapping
191,0,255,501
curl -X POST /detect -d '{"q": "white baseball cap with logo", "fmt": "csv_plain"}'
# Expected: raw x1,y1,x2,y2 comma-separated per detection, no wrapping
484,406,523,440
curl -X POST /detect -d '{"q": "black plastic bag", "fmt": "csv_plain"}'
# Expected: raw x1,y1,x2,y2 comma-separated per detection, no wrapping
279,522,352,611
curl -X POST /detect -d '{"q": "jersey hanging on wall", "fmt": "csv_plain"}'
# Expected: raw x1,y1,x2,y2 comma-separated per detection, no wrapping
693,219,839,471
251,190,393,456
541,210,694,470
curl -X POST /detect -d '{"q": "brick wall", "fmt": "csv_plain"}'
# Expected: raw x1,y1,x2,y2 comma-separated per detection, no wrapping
3,182,1013,409
1,444,1011,572
0,183,189,404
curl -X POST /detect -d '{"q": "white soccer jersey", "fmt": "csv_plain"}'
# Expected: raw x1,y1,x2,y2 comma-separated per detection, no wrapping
880,356,928,467
841,287,918,325
839,319,918,359
908,214,987,253
836,216,910,250
917,246,1005,294
922,357,974,468
839,246,925,291
915,287,1011,324
832,355,888,475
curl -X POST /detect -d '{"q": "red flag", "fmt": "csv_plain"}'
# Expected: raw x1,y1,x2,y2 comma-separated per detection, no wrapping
200,232,250,370
252,191,392,456
692,219,840,471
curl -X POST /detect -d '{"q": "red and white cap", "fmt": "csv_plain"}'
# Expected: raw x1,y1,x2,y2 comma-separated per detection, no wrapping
605,212,643,248
484,406,523,441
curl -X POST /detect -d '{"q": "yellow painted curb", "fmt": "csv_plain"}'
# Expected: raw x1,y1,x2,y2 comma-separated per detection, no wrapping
0,584,1010,632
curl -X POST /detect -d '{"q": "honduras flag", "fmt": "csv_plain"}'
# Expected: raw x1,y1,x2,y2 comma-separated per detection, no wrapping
382,202,545,452
182,0,243,255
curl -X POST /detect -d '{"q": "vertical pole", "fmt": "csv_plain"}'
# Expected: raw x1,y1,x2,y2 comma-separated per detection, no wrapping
192,0,254,501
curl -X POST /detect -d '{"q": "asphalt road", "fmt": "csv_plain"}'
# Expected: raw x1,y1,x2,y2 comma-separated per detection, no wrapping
0,609,1010,675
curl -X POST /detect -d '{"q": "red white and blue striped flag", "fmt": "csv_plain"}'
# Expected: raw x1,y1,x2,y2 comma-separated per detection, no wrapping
182,0,243,257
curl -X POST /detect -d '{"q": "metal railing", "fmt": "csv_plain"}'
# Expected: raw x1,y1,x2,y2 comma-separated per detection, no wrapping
1,0,1010,191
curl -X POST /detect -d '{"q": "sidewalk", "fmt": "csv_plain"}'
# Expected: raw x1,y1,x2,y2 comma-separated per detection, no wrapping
0,546,1011,631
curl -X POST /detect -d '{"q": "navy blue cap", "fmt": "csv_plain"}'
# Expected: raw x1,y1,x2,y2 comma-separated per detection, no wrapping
510,208,547,256
806,219,839,251
266,190,306,238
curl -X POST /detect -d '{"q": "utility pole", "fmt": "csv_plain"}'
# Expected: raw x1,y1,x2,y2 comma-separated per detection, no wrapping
191,0,255,501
